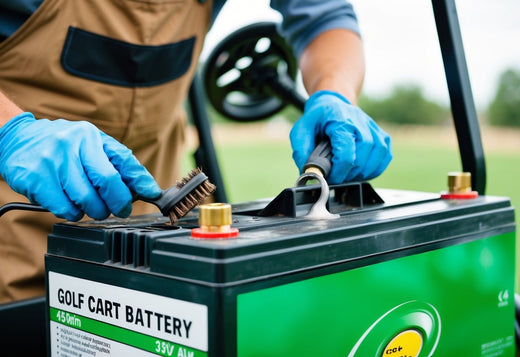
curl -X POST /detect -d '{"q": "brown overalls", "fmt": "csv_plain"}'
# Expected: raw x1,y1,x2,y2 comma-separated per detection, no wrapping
0,0,212,302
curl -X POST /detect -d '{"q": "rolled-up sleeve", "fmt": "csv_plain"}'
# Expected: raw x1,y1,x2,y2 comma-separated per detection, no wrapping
270,0,360,58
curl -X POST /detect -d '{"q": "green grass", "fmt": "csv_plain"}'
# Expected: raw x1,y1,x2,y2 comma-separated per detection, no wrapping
371,143,460,193
206,141,296,203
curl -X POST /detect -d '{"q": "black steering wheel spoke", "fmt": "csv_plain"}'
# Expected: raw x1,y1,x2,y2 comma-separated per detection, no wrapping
203,22,299,121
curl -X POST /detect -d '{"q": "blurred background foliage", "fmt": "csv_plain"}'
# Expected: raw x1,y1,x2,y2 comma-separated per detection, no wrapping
359,84,450,126
359,67,520,128
487,68,520,127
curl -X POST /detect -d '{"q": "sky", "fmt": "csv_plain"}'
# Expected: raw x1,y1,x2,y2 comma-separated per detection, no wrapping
203,0,520,110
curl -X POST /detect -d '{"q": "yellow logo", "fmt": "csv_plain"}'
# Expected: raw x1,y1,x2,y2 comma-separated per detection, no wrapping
382,329,423,357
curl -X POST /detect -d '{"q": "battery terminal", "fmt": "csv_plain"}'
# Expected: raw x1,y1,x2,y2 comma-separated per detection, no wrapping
440,172,478,199
191,203,239,239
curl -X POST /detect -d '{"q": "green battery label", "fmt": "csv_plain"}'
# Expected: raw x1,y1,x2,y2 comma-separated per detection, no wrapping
48,272,208,357
237,232,516,356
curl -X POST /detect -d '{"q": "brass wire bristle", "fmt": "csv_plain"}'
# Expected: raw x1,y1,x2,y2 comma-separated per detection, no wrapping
138,167,216,225
168,178,216,224
166,168,216,224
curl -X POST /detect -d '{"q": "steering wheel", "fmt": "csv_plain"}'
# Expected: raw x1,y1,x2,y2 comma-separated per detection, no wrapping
203,22,304,122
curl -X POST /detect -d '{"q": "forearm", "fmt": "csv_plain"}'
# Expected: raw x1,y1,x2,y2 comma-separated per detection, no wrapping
0,90,23,127
298,29,365,105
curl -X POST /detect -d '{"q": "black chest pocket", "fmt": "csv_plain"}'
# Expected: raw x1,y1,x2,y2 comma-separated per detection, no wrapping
61,26,195,87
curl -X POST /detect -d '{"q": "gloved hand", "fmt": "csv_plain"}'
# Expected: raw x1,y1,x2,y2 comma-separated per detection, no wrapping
290,90,392,184
0,112,162,221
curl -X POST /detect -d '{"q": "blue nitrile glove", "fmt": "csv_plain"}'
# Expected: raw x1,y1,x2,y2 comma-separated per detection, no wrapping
0,112,162,221
290,90,392,184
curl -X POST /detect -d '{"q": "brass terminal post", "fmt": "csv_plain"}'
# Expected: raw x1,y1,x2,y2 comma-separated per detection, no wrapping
191,203,239,239
441,172,478,199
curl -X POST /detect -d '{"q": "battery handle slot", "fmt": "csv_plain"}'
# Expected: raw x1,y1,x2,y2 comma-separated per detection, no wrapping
258,182,384,218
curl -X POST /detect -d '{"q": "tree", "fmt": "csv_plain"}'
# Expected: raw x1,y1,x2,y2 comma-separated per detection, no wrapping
487,68,520,127
359,84,449,125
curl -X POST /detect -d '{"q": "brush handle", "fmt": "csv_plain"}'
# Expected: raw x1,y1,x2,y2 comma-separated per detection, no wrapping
0,195,147,218
302,139,332,178
0,202,49,217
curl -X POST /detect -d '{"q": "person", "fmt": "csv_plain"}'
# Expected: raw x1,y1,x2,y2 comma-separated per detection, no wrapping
0,0,392,303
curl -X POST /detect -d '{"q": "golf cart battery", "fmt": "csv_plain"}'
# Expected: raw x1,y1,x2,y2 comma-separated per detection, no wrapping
45,185,516,357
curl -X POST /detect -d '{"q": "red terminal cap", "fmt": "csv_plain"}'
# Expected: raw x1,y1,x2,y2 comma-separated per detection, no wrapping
191,227,239,239
440,191,479,200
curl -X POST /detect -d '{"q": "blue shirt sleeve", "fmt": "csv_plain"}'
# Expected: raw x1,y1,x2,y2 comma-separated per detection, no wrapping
269,0,360,58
